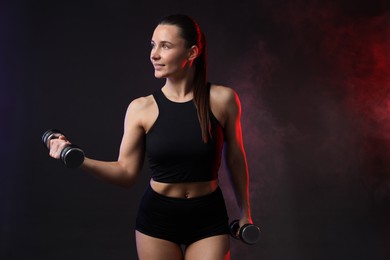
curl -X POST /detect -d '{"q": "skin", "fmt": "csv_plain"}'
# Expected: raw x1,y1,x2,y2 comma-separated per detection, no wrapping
48,24,252,260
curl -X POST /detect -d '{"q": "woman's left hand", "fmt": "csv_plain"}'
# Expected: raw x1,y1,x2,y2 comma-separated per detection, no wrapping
239,216,253,226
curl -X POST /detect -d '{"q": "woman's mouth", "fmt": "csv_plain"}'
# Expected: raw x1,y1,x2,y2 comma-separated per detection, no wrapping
153,64,164,70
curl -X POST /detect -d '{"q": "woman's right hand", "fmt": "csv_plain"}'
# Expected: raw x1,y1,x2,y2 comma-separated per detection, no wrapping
48,135,72,160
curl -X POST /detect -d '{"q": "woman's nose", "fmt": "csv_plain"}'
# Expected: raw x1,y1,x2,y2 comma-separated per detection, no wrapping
151,48,160,61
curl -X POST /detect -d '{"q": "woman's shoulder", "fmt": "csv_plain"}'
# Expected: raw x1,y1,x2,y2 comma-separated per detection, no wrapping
128,94,155,111
210,83,239,106
209,84,241,126
125,94,157,123
125,94,158,131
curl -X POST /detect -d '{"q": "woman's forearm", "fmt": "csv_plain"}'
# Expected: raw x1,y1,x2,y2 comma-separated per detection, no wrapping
80,157,140,188
225,148,252,220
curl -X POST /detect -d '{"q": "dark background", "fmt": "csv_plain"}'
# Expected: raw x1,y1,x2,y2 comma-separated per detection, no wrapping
1,0,389,259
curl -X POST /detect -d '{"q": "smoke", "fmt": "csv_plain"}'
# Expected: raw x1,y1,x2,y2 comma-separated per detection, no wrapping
267,0,390,141
320,7,390,137
237,0,390,203
318,7,390,208
220,0,389,257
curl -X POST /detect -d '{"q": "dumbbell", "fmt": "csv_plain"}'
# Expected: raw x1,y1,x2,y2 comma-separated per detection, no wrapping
229,220,260,245
42,129,85,168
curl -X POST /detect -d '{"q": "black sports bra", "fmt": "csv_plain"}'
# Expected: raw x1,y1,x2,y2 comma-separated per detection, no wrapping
145,89,224,183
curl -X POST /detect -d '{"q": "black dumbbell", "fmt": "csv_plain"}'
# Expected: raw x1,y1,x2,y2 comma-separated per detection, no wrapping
42,129,85,168
229,220,260,245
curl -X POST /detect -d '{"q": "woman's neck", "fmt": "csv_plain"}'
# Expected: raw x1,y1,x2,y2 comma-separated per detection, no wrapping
162,81,193,102
163,70,195,100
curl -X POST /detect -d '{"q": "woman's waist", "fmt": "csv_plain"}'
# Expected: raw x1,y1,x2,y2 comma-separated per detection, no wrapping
150,179,219,199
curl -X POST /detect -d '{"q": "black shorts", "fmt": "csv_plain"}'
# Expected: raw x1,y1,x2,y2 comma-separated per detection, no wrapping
136,185,230,246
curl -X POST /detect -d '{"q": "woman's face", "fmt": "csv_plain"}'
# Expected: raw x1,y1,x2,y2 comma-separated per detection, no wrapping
150,24,192,79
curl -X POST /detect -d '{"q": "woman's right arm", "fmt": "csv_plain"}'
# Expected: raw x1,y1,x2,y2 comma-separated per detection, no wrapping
49,97,148,188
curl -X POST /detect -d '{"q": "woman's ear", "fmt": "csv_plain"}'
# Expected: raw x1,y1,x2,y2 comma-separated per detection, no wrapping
188,45,200,61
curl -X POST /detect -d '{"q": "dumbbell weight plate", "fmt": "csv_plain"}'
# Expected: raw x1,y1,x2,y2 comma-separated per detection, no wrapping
42,129,63,149
60,145,85,168
239,224,260,245
229,220,241,240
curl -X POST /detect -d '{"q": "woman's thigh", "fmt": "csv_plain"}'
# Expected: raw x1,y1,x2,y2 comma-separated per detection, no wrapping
184,234,230,260
136,231,183,260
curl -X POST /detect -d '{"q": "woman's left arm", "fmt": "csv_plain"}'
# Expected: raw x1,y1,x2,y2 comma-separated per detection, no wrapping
222,88,253,226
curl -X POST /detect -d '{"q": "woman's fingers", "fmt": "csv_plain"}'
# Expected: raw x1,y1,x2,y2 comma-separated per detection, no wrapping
49,138,71,159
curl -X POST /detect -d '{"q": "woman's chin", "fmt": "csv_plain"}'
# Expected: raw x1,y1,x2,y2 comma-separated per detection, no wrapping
154,72,166,79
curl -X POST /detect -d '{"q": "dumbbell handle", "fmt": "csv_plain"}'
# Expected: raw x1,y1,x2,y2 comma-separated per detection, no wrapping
42,129,85,168
230,220,260,245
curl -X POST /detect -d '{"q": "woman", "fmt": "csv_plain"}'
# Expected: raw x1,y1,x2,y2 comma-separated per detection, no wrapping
48,14,252,260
